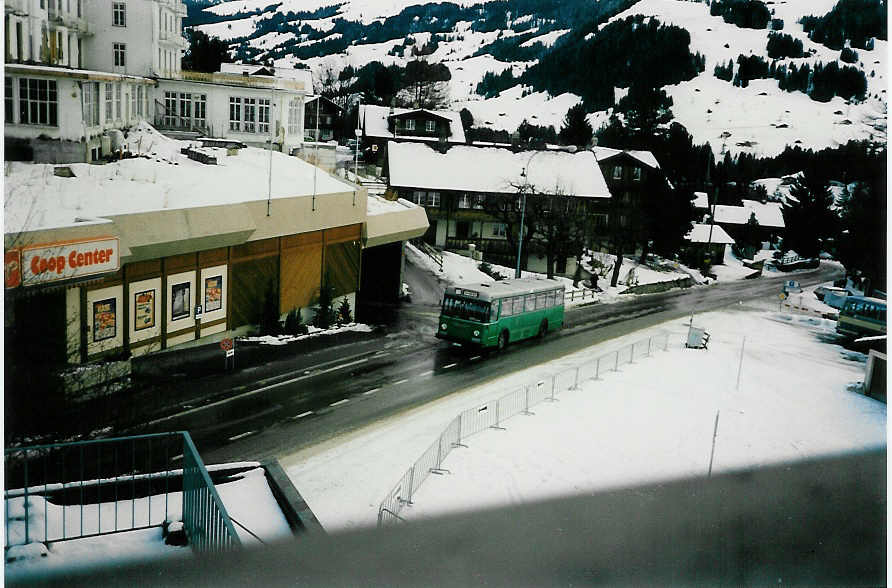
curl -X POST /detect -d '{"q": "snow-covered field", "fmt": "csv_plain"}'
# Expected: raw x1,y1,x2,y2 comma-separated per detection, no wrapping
283,302,885,532
5,465,292,579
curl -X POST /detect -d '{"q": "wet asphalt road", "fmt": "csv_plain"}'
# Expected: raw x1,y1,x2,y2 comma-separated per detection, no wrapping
149,261,843,466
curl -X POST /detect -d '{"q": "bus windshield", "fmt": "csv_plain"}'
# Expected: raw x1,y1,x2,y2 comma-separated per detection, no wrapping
442,295,492,323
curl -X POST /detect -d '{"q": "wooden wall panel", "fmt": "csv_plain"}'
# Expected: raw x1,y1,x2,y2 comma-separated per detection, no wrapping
232,238,279,262
280,245,322,311
231,256,279,328
325,242,360,297
198,247,228,266
282,231,322,250
324,224,361,245
125,259,161,280
165,253,197,273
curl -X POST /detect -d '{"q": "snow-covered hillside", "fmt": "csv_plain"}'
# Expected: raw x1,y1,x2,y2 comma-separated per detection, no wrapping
190,0,887,157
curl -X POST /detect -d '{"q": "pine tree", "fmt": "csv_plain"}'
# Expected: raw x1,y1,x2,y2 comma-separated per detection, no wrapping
616,84,674,135
260,280,281,336
558,103,593,147
336,297,353,326
312,277,336,329
782,174,838,258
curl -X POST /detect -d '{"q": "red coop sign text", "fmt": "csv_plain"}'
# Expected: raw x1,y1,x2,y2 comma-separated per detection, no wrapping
5,250,21,289
21,237,120,286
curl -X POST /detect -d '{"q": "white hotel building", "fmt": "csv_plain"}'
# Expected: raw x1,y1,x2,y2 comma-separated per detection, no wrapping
4,0,310,161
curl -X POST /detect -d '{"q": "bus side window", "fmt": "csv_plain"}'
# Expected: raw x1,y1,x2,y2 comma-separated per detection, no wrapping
545,291,554,307
513,296,524,315
525,295,536,312
536,293,547,309
490,301,500,322
557,290,565,306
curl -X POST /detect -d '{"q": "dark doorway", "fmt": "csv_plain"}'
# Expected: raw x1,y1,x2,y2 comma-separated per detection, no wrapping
456,221,470,240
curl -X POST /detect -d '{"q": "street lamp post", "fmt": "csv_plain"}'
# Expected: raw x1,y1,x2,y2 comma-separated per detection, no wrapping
515,185,527,279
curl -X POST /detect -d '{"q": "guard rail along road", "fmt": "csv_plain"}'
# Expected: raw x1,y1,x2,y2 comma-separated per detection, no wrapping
377,331,671,526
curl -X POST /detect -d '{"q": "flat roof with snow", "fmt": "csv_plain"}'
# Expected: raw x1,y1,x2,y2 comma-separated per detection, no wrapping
4,123,356,234
388,142,610,198
712,199,785,228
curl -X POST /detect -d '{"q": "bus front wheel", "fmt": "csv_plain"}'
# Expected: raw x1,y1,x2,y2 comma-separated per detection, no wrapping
498,331,509,351
538,320,548,341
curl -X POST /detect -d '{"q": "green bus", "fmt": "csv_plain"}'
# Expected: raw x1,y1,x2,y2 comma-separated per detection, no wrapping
436,278,565,350
836,296,886,339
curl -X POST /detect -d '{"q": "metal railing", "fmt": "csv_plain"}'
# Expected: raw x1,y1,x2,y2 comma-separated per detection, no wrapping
377,331,671,526
411,239,444,271
4,432,240,553
565,289,598,303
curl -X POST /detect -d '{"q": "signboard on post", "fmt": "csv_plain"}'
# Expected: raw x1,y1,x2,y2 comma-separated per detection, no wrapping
220,338,234,351
226,349,234,358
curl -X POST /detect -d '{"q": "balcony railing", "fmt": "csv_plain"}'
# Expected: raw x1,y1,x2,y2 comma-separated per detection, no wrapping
170,70,306,92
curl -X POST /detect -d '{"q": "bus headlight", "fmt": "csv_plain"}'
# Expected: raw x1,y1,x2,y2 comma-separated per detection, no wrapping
441,323,447,330
473,330,480,337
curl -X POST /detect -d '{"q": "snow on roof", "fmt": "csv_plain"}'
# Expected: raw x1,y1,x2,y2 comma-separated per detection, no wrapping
6,63,154,83
360,105,466,143
366,194,422,216
686,223,736,244
693,191,709,209
218,62,313,87
592,146,660,169
4,123,354,234
712,199,785,228
387,142,610,198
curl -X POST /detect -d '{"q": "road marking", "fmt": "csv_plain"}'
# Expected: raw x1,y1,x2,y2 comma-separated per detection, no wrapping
470,356,481,361
374,351,390,357
419,370,433,377
228,431,254,442
363,388,380,395
145,357,370,426
392,378,409,385
398,343,412,349
291,411,313,420
443,363,458,369
330,399,349,407
251,349,381,388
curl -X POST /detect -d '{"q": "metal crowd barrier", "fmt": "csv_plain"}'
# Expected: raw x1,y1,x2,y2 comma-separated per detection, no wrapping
377,332,671,526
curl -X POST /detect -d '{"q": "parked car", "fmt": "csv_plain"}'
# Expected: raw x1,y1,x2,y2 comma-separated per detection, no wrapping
815,285,849,309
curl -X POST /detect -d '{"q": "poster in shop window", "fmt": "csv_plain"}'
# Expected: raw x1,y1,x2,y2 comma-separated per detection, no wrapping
204,276,222,313
134,289,155,331
171,282,190,321
93,298,116,342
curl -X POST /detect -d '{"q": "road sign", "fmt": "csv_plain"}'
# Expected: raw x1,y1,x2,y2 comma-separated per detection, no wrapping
226,349,234,358
779,292,787,300
220,338,234,351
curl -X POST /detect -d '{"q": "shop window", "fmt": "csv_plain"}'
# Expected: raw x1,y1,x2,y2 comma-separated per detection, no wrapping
92,298,117,342
204,275,223,312
134,289,155,331
171,282,190,321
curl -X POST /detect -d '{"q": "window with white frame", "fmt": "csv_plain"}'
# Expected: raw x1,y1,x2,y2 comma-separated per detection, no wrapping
113,42,125,67
612,165,622,180
105,83,113,121
178,92,191,120
5,78,13,122
425,119,435,132
458,194,471,209
427,191,440,207
229,97,241,131
112,2,125,26
164,91,176,126
83,82,99,127
18,78,57,126
115,82,122,119
632,166,642,181
412,190,425,205
405,118,415,131
288,98,300,135
243,97,256,132
258,98,270,134
194,94,206,127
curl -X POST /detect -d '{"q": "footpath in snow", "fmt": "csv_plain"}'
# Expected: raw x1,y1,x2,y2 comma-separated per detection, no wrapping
282,302,885,532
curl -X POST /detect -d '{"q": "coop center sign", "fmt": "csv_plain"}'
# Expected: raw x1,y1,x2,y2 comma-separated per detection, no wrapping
20,237,119,286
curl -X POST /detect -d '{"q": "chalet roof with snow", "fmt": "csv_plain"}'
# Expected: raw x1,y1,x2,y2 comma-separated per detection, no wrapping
360,105,466,144
712,199,785,228
387,142,610,198
693,192,710,209
686,223,736,244
305,95,344,111
592,147,660,170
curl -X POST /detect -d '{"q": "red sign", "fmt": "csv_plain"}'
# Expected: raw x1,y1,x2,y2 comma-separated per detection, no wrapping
21,237,119,286
5,250,21,289
220,338,234,351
